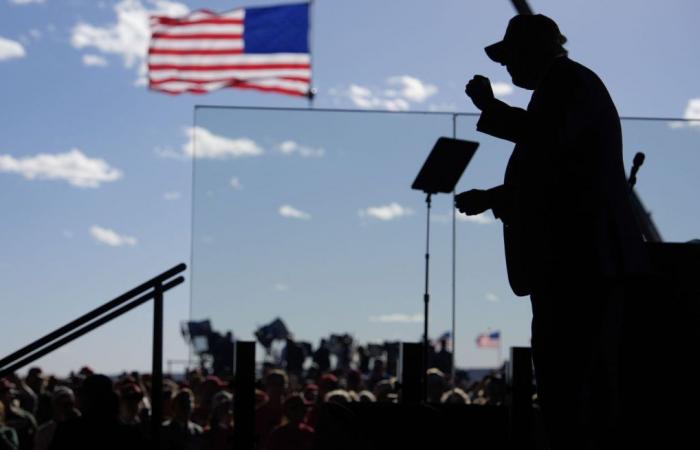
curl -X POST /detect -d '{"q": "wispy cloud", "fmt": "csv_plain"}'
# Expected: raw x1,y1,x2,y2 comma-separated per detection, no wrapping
0,149,122,188
369,313,423,323
182,127,264,159
359,203,413,221
0,36,26,61
492,81,514,97
82,54,108,67
485,292,500,303
456,211,494,225
9,0,46,5
163,191,181,200
278,140,325,158
273,283,289,292
229,177,242,190
385,75,438,103
330,75,438,111
670,98,700,129
279,205,311,220
89,225,137,247
70,0,189,84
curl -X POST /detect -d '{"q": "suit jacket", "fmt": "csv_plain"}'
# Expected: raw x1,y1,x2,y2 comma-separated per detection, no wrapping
477,56,649,296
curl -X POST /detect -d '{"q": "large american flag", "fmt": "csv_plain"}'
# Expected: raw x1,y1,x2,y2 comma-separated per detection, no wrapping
148,2,312,96
476,331,501,348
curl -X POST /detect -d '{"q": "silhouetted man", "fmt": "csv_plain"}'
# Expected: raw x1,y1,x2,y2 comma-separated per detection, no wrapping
456,14,648,450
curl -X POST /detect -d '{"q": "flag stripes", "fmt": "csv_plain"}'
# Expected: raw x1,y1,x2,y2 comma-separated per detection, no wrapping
148,4,311,96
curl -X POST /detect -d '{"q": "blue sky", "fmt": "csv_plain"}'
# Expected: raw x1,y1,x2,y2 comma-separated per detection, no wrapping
1,0,699,375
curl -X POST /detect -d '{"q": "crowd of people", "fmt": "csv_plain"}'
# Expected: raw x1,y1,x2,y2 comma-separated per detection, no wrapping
0,337,505,450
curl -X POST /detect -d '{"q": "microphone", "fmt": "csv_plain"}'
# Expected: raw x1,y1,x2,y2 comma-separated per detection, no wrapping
629,152,645,188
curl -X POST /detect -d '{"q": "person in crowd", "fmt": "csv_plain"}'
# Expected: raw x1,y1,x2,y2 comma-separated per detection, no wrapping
118,382,146,426
264,395,313,450
440,388,470,405
344,370,363,394
311,340,330,374
0,379,37,450
162,389,203,450
0,402,19,450
356,391,375,403
366,360,386,392
33,386,79,450
202,391,234,450
372,379,397,403
426,368,448,404
255,370,288,449
49,374,145,450
355,347,370,374
432,338,453,376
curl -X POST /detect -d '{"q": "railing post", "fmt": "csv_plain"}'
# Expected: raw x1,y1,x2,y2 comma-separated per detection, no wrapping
399,342,422,404
151,283,164,450
233,341,255,450
508,346,535,450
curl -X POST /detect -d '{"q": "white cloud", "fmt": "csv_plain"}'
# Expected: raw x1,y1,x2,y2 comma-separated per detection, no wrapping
359,202,413,221
70,0,189,84
0,149,122,188
89,225,137,247
279,205,311,220
332,75,438,111
670,98,700,129
82,54,108,67
29,29,42,40
456,211,494,225
278,140,325,158
385,75,438,103
230,177,242,189
485,292,500,303
369,313,423,323
9,0,46,5
183,127,264,159
163,191,180,200
274,283,289,292
492,81,514,97
0,36,26,61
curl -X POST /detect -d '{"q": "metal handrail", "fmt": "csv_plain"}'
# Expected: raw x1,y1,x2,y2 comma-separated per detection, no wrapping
0,263,187,450
0,275,184,378
0,263,186,371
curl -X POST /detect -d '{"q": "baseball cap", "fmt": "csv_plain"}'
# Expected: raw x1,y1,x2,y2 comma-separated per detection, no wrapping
485,14,566,63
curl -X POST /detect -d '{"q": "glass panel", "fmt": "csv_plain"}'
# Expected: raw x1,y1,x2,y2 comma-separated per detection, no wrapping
191,108,457,373
620,118,700,242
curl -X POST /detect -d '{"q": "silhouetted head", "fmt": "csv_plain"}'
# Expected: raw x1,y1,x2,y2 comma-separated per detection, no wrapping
485,14,567,89
78,374,119,419
283,394,307,424
172,388,194,422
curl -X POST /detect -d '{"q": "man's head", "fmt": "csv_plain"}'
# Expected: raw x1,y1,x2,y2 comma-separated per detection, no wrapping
486,14,567,89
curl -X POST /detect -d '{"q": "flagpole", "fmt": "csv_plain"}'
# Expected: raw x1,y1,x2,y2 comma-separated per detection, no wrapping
307,0,315,108
497,333,502,367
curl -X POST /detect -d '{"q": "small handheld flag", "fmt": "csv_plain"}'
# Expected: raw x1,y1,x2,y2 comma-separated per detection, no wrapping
148,2,312,97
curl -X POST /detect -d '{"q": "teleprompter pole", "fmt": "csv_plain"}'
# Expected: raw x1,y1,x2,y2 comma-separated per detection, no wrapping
422,193,432,403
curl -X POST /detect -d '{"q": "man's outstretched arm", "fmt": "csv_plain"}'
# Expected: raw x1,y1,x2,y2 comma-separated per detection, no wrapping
466,75,530,143
455,185,511,223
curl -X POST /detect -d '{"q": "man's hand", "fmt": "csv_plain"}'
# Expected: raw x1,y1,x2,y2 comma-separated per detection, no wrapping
465,75,495,111
455,189,491,216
